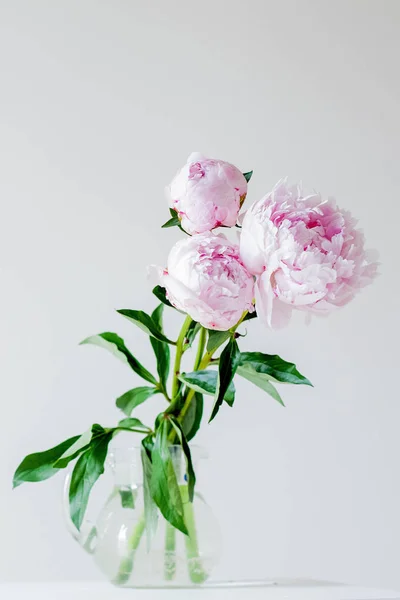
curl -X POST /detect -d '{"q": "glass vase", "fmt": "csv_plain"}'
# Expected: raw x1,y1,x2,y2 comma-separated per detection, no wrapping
63,445,222,587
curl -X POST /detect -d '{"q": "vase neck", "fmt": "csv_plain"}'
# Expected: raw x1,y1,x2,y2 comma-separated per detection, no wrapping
108,445,208,487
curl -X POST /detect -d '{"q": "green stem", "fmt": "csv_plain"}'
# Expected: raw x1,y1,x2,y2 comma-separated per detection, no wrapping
180,485,208,584
171,315,193,399
159,382,171,403
113,514,146,585
115,427,152,435
234,310,248,330
193,327,206,371
176,310,248,425
164,522,177,580
178,352,212,423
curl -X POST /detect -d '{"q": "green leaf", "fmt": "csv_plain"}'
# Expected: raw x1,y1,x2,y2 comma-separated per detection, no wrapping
54,429,93,469
117,417,150,431
181,392,203,442
183,321,201,351
80,332,157,385
116,386,160,416
161,208,186,232
162,216,179,228
243,170,253,183
69,428,113,530
206,329,231,353
13,435,80,488
179,370,235,405
169,417,196,502
150,419,188,535
150,304,170,389
151,304,164,330
243,310,257,322
239,352,312,386
236,365,284,406
142,433,154,458
119,489,136,509
210,338,240,422
141,441,158,549
152,285,173,308
116,309,176,345
162,213,181,228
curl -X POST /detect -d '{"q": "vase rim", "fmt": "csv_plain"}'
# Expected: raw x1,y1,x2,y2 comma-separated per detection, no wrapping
110,443,205,450
108,443,209,461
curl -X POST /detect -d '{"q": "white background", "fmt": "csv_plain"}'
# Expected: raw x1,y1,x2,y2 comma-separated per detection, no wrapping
1,0,399,590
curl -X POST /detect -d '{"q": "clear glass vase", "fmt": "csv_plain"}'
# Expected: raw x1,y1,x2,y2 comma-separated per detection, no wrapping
63,445,222,587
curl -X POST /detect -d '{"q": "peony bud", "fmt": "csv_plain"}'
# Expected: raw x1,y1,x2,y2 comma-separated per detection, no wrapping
167,153,247,235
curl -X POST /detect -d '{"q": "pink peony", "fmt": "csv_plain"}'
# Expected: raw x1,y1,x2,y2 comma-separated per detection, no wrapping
240,179,378,328
167,152,248,235
160,233,255,330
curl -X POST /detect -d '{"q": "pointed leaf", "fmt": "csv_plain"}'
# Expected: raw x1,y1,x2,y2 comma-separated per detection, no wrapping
183,320,201,351
117,417,150,431
181,392,203,442
117,309,176,345
161,208,186,232
13,435,81,488
178,370,235,405
210,338,240,422
80,332,157,385
237,365,284,406
169,417,196,502
150,304,170,388
54,429,93,468
69,429,113,530
151,304,164,330
239,352,312,386
141,440,158,549
243,170,253,183
162,215,180,229
206,330,231,353
243,310,257,322
116,386,160,416
150,419,188,535
142,433,154,458
152,285,173,308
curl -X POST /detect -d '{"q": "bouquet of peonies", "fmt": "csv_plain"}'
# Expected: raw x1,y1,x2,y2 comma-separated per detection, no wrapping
13,153,377,583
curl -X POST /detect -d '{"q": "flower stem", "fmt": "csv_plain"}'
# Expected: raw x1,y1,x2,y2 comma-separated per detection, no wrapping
171,315,193,400
180,485,208,584
113,514,146,585
177,311,248,425
193,327,206,371
164,521,177,580
178,352,213,423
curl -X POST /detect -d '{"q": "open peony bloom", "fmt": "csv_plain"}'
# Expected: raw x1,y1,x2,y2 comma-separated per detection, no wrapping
160,232,255,330
167,152,248,235
240,179,378,329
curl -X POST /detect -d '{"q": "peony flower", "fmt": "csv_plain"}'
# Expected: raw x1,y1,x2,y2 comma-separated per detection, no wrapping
160,232,255,330
240,179,378,328
167,152,248,235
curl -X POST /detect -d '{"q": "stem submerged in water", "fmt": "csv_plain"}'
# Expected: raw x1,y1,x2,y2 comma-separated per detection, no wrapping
113,514,146,585
180,485,208,584
113,312,251,586
164,521,176,580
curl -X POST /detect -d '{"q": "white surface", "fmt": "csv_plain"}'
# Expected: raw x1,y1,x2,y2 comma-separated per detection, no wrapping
1,0,400,590
1,582,400,600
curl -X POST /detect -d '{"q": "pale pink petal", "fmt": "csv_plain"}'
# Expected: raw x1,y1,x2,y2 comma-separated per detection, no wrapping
240,179,378,329
166,153,247,235
160,233,254,331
